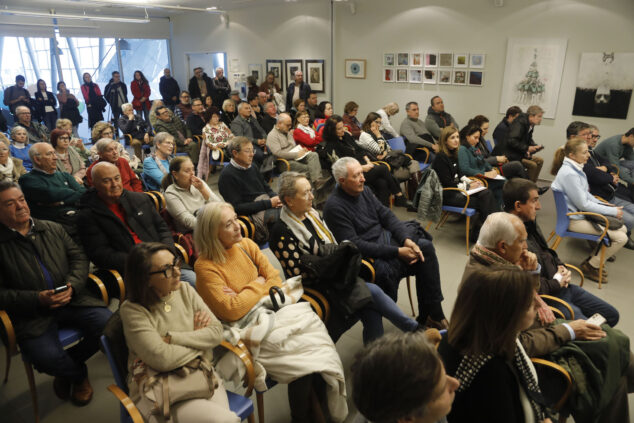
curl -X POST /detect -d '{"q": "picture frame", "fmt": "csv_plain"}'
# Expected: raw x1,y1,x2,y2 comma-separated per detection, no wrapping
396,68,409,82
425,53,438,67
284,59,303,89
384,53,395,67
468,70,484,86
410,53,422,67
397,53,409,66
383,68,395,83
469,53,485,69
439,53,453,67
248,64,263,84
452,69,467,85
423,69,437,84
306,59,326,92
438,69,452,85
409,68,423,83
265,59,284,90
344,59,366,79
454,53,469,68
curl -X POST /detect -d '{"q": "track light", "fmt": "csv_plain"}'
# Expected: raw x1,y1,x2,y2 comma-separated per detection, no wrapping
0,9,151,23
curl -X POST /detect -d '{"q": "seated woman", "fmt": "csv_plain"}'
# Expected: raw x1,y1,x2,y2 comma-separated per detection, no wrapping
293,111,321,151
89,121,140,169
9,126,33,171
163,156,222,233
342,101,362,140
270,172,419,343
118,102,151,161
320,115,410,208
289,98,305,122
51,128,86,185
120,242,239,423
312,101,334,140
220,99,238,127
438,267,552,423
56,118,89,162
0,135,26,182
457,124,505,206
551,137,628,282
194,201,348,423
432,127,499,240
375,102,400,139
86,138,143,192
143,132,174,191
198,106,234,180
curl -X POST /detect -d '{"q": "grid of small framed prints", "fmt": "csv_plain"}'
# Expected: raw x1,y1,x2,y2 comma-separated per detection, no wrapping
382,52,485,86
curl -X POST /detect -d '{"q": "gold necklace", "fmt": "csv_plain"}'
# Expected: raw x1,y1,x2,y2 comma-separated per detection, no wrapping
163,292,173,313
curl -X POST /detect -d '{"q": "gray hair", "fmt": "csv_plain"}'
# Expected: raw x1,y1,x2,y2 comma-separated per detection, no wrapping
276,113,291,124
332,157,360,181
237,102,250,113
153,132,174,146
228,136,252,155
90,161,118,180
95,138,118,154
121,103,134,113
28,142,52,166
383,102,399,115
15,105,30,115
10,125,27,140
477,212,522,249
278,171,306,205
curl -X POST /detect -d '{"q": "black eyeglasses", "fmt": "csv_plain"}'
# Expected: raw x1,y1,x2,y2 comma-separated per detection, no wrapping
149,257,182,278
591,134,601,140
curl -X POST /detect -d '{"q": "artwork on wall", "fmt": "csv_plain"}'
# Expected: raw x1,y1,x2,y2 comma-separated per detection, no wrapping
439,53,453,67
384,53,395,66
411,53,422,67
266,59,283,90
438,69,452,85
396,68,409,82
284,59,303,89
344,59,366,79
397,53,409,66
248,64,263,84
469,71,484,86
425,53,438,67
470,53,485,68
306,59,325,92
572,52,633,120
454,53,468,68
423,69,437,84
452,70,467,85
499,38,568,119
410,69,423,83
383,68,395,82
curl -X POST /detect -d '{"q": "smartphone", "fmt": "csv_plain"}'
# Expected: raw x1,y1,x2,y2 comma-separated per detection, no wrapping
53,285,69,294
586,313,606,326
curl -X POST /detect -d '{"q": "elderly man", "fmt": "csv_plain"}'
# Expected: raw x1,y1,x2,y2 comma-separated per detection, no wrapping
502,105,545,182
103,71,128,131
266,113,322,183
424,96,459,140
323,157,446,329
210,67,231,108
19,142,85,233
285,70,311,113
159,68,181,110
187,67,213,102
13,105,50,144
260,101,278,134
0,181,111,405
3,75,31,116
153,105,198,165
118,102,150,161
493,105,522,147
85,138,143,192
594,127,634,186
230,102,268,168
399,101,437,162
219,137,281,243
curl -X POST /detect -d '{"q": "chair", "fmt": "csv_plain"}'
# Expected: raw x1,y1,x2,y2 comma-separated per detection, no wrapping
484,139,493,153
547,189,610,288
541,263,585,320
360,258,416,317
0,274,111,423
386,136,430,171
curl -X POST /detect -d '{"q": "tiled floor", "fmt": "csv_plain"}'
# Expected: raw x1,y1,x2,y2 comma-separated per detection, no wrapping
2,177,634,422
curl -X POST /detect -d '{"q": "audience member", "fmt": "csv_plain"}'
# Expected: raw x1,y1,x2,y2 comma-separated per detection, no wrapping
375,102,400,139
210,67,231,108
154,105,197,165
289,98,305,122
492,105,522,147
260,101,278,134
198,106,233,180
118,102,151,161
188,67,213,102
148,98,166,128
229,90,241,105
142,132,174,191
13,105,50,144
257,92,268,112
285,70,311,112
593,127,634,186
159,68,181,110
0,181,111,407
221,98,237,127
55,118,88,161
203,94,214,111
312,101,333,135
163,156,221,233
81,73,105,129
89,121,138,169
3,75,31,116
186,98,206,137
120,242,239,422
259,71,282,100
247,92,263,123
323,157,446,328
246,75,259,100
131,70,151,124
306,91,319,124
293,110,321,151
174,91,193,121
56,81,82,137
34,79,58,131
400,101,436,162
9,126,33,171
342,101,362,140
425,96,459,140
86,139,143,192
104,71,128,131
218,137,281,243
193,201,347,422
230,102,268,168
0,136,26,183
503,105,545,182
51,129,86,185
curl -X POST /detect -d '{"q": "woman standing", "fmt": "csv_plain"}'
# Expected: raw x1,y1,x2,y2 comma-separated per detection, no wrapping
51,129,86,185
34,79,58,131
57,83,83,138
131,70,152,125
81,73,104,129
198,107,233,180
143,132,175,191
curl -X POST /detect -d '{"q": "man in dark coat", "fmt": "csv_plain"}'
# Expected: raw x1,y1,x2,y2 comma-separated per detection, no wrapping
210,67,232,109
159,68,181,109
3,75,31,117
502,105,545,182
103,71,128,131
492,105,522,147
187,67,214,101
285,70,311,113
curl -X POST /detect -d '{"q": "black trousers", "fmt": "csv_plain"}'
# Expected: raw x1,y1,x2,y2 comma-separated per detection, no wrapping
365,164,401,206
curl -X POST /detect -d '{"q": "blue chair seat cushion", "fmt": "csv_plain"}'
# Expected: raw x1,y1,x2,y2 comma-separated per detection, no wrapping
226,390,255,419
58,327,83,346
442,206,477,216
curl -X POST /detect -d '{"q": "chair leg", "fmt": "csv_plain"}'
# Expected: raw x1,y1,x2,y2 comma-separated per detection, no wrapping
547,230,555,243
256,392,265,423
465,216,471,256
436,212,449,229
598,244,606,289
406,277,416,317
3,347,10,383
23,361,39,423
247,413,255,423
551,236,562,250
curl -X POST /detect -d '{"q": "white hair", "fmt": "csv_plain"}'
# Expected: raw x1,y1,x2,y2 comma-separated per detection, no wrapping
477,212,522,249
95,138,118,154
237,102,250,112
90,161,118,180
153,132,174,145
332,157,359,181
121,103,133,113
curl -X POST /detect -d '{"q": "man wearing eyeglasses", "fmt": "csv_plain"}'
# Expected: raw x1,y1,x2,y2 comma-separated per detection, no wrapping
13,105,50,144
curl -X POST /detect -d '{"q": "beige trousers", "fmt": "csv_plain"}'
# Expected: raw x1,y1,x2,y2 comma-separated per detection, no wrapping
522,156,544,182
568,218,628,268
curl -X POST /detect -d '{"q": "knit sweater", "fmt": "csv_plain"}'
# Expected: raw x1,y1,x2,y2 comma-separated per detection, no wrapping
195,238,282,322
399,117,433,148
218,163,276,216
164,183,221,232
19,169,86,221
593,134,634,184
266,127,300,160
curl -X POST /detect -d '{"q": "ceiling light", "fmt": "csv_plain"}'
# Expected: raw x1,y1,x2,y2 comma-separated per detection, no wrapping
0,9,150,23
206,6,218,10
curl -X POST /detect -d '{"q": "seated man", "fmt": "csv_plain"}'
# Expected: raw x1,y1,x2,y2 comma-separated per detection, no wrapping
19,142,86,235
85,138,143,192
593,127,634,186
260,101,278,134
424,96,459,140
399,101,437,162
77,162,196,285
247,92,264,123
13,105,50,144
0,181,111,406
503,178,619,325
323,157,446,328
266,113,322,184
153,105,198,165
492,105,522,146
185,97,206,137
503,105,545,182
174,90,193,121
118,102,150,161
230,102,268,168
229,90,242,105
218,137,281,243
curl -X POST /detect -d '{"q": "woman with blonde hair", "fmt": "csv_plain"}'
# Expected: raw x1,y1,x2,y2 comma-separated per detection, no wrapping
0,134,26,182
9,126,33,171
220,99,237,127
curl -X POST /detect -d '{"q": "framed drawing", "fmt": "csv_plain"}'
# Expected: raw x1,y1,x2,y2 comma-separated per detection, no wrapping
306,59,325,92
384,53,395,66
452,69,467,85
409,69,423,83
266,59,283,89
396,68,409,82
248,64,263,84
345,59,366,79
397,53,409,66
454,53,468,68
425,53,438,67
438,69,452,85
470,53,485,68
469,70,484,86
383,68,395,82
284,59,303,88
439,53,453,67
410,53,422,67
423,69,437,84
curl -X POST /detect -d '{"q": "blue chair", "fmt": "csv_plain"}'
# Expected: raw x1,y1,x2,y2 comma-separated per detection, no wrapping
547,188,610,288
386,136,429,171
484,139,493,153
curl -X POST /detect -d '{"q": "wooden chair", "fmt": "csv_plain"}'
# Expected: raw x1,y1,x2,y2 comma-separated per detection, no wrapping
540,263,584,320
359,258,416,317
386,136,431,172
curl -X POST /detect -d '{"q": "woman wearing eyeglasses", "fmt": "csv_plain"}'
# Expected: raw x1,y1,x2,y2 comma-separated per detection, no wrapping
120,242,239,422
51,129,86,185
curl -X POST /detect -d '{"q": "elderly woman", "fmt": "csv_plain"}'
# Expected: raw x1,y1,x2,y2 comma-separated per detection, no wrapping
293,110,321,151
270,172,419,343
86,138,143,191
163,156,221,233
220,99,237,127
0,135,26,182
198,106,233,180
51,128,86,185
89,121,139,169
342,101,362,140
289,98,305,122
120,242,239,423
9,126,33,171
194,202,348,423
375,102,400,139
143,132,174,191
118,102,151,161
56,118,89,161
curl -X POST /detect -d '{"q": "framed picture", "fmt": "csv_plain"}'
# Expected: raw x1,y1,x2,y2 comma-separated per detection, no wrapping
410,53,422,67
469,70,484,86
452,69,467,85
306,59,325,92
248,64,263,84
383,68,395,82
425,53,438,67
266,59,283,89
344,59,366,79
454,53,468,68
284,59,303,89
438,69,452,85
396,68,409,82
397,53,409,66
423,69,437,84
439,53,453,67
470,53,485,68
409,69,423,83
384,53,395,67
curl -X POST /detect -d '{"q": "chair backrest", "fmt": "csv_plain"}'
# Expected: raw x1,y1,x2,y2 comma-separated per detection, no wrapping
551,189,571,236
100,312,129,391
386,136,407,152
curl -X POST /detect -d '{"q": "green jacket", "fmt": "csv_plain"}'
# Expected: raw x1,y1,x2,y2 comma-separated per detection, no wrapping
18,169,86,221
153,117,192,148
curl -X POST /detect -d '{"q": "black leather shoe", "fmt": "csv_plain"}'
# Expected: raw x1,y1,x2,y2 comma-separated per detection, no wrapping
625,238,634,250
537,186,550,195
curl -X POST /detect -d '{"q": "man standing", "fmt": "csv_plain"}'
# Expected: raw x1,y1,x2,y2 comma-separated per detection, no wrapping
13,106,50,144
424,96,459,140
593,128,634,186
285,70,311,113
503,105,545,182
492,105,522,147
159,68,181,110
400,101,436,161
3,75,31,117
187,67,213,101
210,67,231,110
103,71,128,132
230,102,268,168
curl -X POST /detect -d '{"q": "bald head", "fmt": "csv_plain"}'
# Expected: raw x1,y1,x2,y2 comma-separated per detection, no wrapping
91,161,118,181
276,113,292,133
92,162,123,204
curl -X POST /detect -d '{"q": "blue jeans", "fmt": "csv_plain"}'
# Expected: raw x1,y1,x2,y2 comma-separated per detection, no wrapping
357,282,419,344
18,306,112,382
612,196,634,232
554,284,619,327
181,268,196,287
